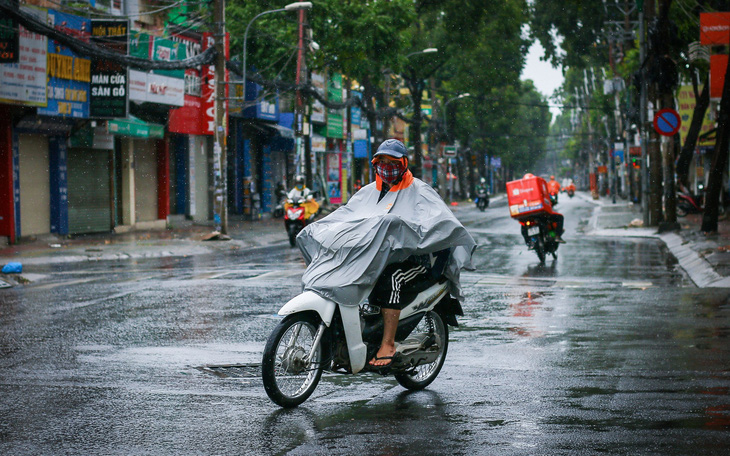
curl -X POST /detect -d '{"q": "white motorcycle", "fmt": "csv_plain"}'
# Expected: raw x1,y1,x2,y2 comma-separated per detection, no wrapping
261,277,463,408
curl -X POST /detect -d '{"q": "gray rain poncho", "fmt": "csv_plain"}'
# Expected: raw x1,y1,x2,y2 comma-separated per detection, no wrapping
296,176,476,307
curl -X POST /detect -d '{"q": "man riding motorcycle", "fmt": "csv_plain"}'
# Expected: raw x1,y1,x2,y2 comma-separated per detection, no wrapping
286,175,318,220
295,139,476,370
475,177,489,210
521,173,565,245
547,175,561,205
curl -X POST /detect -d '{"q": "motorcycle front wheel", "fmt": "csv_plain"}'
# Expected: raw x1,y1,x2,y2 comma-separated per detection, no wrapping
395,311,448,391
262,313,324,408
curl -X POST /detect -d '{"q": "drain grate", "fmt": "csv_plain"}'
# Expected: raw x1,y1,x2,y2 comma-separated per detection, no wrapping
197,363,262,379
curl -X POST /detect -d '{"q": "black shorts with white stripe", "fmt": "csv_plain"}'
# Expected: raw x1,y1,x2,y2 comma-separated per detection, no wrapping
369,260,435,310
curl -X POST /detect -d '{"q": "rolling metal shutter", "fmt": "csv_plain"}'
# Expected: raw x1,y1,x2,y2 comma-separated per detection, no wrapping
67,149,112,234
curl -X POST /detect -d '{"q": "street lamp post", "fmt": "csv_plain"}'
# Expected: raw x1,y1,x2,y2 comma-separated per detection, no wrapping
442,93,470,139
235,2,312,226
242,2,313,113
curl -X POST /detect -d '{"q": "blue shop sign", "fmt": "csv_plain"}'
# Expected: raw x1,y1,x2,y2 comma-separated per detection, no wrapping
353,139,368,159
351,91,362,126
38,9,91,119
242,79,279,121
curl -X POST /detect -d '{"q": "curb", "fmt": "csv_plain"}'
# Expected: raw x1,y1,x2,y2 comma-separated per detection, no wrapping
660,232,730,288
584,200,729,288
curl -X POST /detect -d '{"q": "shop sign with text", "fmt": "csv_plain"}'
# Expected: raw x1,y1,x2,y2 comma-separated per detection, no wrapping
0,12,18,63
0,6,47,106
90,19,129,118
38,9,90,118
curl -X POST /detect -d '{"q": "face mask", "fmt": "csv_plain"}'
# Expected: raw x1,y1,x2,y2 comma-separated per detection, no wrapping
295,185,303,190
375,161,405,184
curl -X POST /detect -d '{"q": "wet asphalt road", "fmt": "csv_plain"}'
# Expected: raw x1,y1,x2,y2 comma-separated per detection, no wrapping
1,196,729,455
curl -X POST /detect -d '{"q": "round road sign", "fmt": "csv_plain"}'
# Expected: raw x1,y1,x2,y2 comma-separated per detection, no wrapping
653,108,681,136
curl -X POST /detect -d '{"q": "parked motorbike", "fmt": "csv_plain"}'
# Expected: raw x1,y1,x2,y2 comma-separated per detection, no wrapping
519,217,560,263
284,198,314,247
262,276,462,407
676,187,725,217
475,189,489,211
677,192,702,217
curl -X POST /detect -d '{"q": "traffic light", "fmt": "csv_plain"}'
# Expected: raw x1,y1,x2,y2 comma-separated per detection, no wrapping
631,157,640,169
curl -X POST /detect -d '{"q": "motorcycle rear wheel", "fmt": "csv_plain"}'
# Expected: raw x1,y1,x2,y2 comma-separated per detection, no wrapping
394,311,448,391
262,313,324,408
535,235,546,263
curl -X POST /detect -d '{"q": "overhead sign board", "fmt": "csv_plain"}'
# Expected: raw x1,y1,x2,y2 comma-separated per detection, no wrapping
0,11,18,63
700,12,730,45
653,108,681,136
443,145,457,157
38,9,91,118
129,70,184,106
90,19,129,118
0,6,47,106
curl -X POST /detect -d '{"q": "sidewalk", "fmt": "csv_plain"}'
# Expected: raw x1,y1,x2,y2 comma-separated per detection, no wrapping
578,192,730,288
0,216,289,286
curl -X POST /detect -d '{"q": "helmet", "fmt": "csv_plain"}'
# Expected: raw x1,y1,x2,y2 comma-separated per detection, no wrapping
294,175,305,187
480,177,486,184
373,139,407,160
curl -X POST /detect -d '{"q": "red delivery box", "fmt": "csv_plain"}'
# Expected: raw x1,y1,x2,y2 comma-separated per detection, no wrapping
506,175,552,218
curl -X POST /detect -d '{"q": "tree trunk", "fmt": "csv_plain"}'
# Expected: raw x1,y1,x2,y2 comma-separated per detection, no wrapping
700,55,730,233
676,75,709,189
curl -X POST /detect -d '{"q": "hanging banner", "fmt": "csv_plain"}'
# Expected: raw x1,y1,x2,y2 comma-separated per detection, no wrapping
677,85,715,147
311,72,326,123
90,19,129,118
168,32,205,135
0,6,47,106
327,151,342,204
326,72,344,139
38,9,91,118
710,54,729,100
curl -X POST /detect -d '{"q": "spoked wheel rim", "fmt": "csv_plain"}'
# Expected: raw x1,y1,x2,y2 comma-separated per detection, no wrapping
395,311,448,390
274,320,320,397
410,314,445,380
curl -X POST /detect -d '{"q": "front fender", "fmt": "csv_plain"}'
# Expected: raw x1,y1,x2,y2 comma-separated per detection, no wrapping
278,291,336,327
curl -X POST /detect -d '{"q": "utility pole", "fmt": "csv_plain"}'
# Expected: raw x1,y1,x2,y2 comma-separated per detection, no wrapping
213,0,228,236
295,7,307,184
639,0,649,224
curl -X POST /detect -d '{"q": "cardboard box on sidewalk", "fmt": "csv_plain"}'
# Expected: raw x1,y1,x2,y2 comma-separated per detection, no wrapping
506,175,552,219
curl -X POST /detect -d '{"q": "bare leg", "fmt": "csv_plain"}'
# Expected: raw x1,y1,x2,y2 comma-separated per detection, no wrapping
370,308,400,366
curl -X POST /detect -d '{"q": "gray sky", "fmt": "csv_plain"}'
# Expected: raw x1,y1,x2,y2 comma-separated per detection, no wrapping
521,41,564,118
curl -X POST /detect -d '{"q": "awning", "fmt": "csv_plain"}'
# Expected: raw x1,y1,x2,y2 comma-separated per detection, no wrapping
107,115,164,139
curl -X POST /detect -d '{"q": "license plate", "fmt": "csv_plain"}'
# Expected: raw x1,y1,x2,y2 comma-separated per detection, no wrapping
527,226,540,236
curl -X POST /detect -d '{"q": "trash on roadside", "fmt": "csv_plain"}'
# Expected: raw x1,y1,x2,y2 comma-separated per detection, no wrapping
0,278,12,288
628,218,643,227
49,243,62,248
2,262,22,274
202,231,231,241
